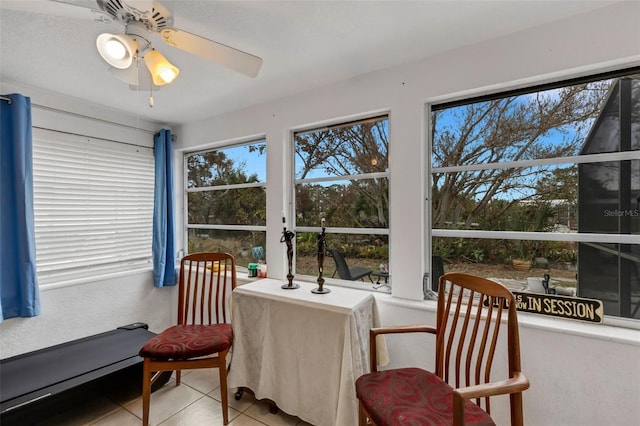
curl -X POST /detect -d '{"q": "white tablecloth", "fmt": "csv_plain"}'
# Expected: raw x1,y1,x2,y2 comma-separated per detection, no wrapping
228,278,387,426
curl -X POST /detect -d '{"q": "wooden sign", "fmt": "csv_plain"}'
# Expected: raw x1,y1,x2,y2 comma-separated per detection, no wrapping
511,291,604,323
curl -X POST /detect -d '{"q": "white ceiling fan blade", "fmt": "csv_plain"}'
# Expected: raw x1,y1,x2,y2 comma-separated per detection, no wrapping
0,0,112,22
160,28,262,78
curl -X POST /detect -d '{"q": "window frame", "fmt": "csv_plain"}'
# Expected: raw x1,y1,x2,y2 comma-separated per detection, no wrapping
183,138,267,268
426,67,640,325
291,113,390,283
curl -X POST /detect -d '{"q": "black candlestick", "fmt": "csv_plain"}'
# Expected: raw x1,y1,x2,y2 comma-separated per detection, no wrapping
280,219,299,289
312,222,330,294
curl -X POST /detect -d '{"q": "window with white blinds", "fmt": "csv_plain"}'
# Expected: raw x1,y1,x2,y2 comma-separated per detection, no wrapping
32,128,155,285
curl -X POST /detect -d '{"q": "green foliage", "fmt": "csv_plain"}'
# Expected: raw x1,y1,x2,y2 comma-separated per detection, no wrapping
296,232,318,256
295,232,388,260
357,244,388,259
187,148,266,227
433,237,575,265
188,230,266,268
434,238,498,264
545,242,578,263
296,240,317,256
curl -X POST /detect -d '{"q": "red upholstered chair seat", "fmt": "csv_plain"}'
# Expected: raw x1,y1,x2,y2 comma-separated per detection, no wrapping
139,324,233,360
355,367,495,426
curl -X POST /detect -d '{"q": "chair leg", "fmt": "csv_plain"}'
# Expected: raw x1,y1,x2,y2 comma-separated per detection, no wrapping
219,351,230,425
142,359,152,426
176,369,182,386
510,392,524,426
452,392,465,426
358,399,371,426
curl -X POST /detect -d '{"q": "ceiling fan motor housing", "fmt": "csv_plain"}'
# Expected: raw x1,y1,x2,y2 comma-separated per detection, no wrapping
96,0,173,31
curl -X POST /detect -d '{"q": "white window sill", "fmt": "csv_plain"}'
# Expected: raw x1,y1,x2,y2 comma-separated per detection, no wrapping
373,293,640,346
39,266,154,292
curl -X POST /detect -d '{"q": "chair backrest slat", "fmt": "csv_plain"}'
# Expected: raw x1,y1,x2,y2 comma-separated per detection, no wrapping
214,262,224,323
177,253,237,326
453,288,472,388
437,273,518,414
208,263,216,324
464,291,483,389
199,260,208,324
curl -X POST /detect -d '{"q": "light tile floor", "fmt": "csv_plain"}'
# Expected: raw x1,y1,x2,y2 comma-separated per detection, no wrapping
38,369,313,426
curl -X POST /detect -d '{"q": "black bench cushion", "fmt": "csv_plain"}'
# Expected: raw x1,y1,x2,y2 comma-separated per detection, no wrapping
1,327,154,411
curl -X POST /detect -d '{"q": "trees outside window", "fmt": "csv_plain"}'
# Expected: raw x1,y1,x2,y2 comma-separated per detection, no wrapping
185,141,266,268
293,116,390,278
430,69,640,319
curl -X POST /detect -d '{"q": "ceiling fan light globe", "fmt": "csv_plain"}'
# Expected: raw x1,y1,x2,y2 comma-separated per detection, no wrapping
105,39,126,59
144,49,179,85
158,67,178,84
96,33,137,69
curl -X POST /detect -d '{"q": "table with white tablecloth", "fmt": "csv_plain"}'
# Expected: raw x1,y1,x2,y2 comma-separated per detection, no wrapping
228,278,387,426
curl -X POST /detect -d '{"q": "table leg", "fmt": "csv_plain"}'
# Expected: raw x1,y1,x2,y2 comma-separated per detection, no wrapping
234,387,279,414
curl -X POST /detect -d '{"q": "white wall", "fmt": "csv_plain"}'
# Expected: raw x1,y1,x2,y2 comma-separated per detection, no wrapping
175,3,640,425
0,271,175,358
1,3,639,425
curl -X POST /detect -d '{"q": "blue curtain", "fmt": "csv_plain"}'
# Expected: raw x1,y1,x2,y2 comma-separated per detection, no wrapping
0,94,41,322
152,129,176,287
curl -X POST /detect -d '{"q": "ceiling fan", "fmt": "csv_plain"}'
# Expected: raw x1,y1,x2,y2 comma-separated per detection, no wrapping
11,0,263,89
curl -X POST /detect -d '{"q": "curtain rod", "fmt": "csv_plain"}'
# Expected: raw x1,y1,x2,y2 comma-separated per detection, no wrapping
32,103,156,135
0,95,12,104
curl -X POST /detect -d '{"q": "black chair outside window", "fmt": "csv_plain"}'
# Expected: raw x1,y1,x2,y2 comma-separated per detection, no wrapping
328,248,373,282
431,255,445,292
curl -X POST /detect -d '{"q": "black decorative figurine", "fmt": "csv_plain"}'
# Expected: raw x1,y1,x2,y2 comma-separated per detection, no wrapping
312,218,330,294
280,215,299,289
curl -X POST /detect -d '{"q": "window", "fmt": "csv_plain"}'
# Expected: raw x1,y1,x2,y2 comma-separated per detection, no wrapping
429,68,640,320
293,115,389,281
185,140,267,268
32,129,155,285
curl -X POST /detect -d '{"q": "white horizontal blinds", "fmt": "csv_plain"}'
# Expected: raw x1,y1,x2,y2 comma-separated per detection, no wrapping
32,128,154,284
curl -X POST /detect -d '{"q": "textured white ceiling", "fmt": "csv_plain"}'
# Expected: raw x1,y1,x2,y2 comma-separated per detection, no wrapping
0,0,620,124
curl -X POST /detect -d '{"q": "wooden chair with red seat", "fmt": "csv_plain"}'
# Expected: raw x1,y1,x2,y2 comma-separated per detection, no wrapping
139,252,237,425
356,272,529,426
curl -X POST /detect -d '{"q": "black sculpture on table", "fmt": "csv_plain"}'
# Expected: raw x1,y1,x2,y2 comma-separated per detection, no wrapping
312,219,330,294
280,216,299,289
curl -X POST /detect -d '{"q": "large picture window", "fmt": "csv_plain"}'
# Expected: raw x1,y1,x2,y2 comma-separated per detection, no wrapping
32,129,155,285
430,69,640,320
185,140,267,268
293,115,390,284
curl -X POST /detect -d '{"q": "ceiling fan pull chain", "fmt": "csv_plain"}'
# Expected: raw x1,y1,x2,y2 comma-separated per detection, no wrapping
149,72,154,108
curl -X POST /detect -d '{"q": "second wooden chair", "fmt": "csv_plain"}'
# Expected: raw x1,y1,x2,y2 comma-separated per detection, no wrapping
139,252,237,425
356,272,529,425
